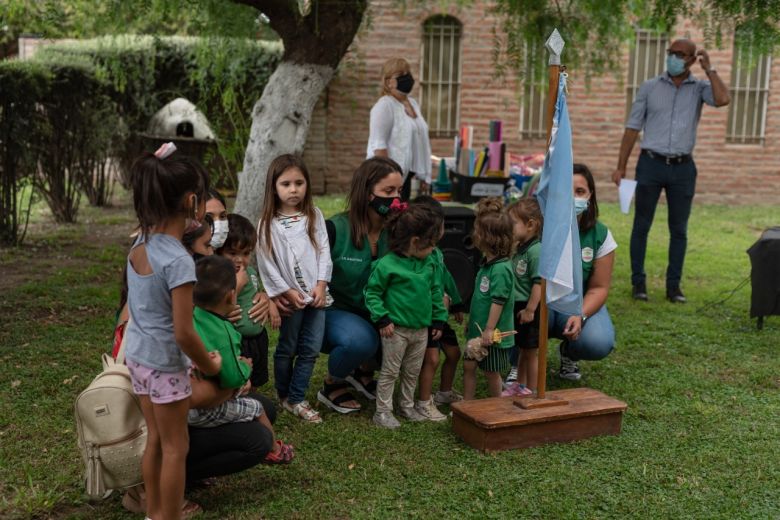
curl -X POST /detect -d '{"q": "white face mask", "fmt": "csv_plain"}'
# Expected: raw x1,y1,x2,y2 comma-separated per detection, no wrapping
210,219,229,248
574,197,590,216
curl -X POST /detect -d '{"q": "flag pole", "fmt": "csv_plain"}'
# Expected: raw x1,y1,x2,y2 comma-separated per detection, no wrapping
536,29,565,400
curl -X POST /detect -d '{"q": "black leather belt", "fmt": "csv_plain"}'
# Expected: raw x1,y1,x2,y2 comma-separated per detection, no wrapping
642,149,692,165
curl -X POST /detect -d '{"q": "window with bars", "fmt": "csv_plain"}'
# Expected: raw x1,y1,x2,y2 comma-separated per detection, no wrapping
626,29,668,117
519,43,547,140
420,15,462,138
727,43,772,145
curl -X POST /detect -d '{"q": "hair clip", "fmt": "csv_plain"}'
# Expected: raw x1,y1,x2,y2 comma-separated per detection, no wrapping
154,142,177,159
389,199,408,212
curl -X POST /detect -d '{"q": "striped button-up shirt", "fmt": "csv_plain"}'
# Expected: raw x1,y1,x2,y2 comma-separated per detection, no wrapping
626,72,716,156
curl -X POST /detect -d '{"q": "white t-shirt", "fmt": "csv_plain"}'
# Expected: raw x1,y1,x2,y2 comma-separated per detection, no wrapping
596,229,618,259
367,95,432,182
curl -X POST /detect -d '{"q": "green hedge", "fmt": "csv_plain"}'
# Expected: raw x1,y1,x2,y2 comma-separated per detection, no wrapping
36,36,282,189
0,35,281,243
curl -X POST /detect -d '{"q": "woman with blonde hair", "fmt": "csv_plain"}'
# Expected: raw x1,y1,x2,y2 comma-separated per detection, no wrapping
367,58,432,200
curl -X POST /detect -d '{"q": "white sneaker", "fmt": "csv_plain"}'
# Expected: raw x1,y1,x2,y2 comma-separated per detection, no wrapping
373,411,401,429
398,405,426,422
433,390,463,405
414,399,447,422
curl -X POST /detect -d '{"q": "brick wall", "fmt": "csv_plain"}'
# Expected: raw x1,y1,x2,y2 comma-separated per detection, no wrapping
304,2,780,204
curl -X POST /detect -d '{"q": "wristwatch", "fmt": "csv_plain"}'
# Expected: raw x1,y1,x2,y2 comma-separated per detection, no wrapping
705,69,717,75
581,314,588,324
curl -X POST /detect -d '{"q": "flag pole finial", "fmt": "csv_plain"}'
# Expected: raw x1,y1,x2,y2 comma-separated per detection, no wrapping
545,29,565,65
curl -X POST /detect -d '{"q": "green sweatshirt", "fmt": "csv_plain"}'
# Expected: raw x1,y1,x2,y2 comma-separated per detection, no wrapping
328,213,388,318
364,252,448,330
466,257,515,348
193,306,251,389
512,238,541,302
234,266,264,338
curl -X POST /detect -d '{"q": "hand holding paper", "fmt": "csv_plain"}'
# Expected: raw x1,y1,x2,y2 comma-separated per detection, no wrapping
618,179,637,214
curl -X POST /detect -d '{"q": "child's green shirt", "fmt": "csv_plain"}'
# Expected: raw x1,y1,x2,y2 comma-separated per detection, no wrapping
234,266,264,338
512,238,541,302
364,252,448,330
193,306,251,389
466,257,515,348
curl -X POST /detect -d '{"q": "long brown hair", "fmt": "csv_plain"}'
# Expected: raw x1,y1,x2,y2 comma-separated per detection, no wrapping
346,156,403,249
473,197,514,259
258,154,317,255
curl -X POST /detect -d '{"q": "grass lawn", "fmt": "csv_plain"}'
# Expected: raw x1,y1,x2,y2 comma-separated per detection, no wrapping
1,191,778,519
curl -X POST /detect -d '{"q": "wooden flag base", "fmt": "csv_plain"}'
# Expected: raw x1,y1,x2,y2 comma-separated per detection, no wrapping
451,388,627,452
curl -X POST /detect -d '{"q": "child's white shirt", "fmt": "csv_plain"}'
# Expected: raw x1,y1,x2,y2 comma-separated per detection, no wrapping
256,208,332,303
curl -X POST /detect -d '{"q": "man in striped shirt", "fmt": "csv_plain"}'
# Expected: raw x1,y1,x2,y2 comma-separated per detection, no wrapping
613,39,730,303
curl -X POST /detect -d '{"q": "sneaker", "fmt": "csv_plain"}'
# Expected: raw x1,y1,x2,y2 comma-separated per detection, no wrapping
501,382,533,397
398,405,427,422
373,411,401,429
433,390,463,405
503,367,518,389
559,343,582,381
414,399,447,422
632,282,648,301
666,286,687,303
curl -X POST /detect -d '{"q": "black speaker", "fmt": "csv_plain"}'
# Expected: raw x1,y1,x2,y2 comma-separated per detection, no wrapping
440,205,481,306
748,226,780,329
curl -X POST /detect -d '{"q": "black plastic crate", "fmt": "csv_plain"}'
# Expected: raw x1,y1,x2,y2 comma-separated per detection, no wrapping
448,170,508,204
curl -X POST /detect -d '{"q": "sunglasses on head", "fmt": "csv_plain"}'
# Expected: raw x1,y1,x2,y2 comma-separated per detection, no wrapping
667,49,692,59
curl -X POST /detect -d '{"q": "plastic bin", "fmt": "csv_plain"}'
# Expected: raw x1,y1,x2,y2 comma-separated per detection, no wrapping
448,171,508,204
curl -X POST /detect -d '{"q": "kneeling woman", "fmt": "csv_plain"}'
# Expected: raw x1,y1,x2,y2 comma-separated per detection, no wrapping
549,163,617,381
317,157,404,413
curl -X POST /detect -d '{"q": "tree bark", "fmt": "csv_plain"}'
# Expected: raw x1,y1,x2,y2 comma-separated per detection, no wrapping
232,0,367,224
233,61,334,222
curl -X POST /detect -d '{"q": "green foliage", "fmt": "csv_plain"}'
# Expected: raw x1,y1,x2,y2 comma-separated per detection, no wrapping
493,0,780,83
35,35,282,190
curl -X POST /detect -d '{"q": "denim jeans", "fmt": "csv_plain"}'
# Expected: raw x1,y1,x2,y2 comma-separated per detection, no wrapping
274,306,325,404
548,305,615,361
630,153,697,289
321,308,381,379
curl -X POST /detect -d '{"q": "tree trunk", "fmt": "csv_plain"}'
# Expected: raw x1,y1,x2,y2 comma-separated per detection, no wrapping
232,0,367,224
233,61,334,223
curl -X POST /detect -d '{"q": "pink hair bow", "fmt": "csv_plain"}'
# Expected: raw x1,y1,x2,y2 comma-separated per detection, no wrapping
389,198,408,212
154,142,177,159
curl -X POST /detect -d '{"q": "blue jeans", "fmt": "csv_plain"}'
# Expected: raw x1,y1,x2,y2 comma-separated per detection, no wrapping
630,153,697,289
274,307,325,404
548,305,615,361
321,308,380,379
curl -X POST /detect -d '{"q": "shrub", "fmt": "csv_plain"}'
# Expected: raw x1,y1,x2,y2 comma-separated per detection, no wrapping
0,61,49,244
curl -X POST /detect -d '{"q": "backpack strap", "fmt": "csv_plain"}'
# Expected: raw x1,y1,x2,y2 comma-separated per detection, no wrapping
115,318,129,365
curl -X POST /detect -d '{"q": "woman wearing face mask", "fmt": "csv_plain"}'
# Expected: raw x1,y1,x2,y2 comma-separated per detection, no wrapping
314,157,404,413
548,163,617,382
205,188,271,328
367,58,432,200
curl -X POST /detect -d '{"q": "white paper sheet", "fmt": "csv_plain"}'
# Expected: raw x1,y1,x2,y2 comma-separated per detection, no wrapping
619,179,638,214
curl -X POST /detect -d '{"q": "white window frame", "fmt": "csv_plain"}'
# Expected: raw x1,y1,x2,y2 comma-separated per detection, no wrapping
626,28,668,117
727,42,772,145
420,15,462,138
519,42,547,140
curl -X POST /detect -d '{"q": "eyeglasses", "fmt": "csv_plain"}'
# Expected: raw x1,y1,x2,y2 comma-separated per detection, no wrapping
667,49,691,59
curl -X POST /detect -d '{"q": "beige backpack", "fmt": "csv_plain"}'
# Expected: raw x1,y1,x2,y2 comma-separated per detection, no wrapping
75,326,147,498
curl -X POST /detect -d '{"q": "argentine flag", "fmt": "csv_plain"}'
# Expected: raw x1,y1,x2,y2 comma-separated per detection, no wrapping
536,74,583,316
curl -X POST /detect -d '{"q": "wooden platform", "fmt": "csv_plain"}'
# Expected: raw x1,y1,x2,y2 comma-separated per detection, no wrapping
451,388,627,452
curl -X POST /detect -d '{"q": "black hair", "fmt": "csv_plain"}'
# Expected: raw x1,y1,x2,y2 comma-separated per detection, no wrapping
218,213,257,254
193,255,236,307
411,194,445,220
206,188,227,210
182,214,214,253
573,163,599,232
385,204,441,255
130,152,209,236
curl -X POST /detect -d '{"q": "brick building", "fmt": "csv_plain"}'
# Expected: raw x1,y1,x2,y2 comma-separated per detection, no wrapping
303,1,779,204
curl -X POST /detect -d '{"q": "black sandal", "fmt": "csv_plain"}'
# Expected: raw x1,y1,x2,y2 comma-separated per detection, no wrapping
345,368,377,400
317,380,361,414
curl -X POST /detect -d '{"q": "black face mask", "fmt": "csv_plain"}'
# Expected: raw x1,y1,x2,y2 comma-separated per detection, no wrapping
369,195,401,217
192,252,206,263
395,73,414,94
